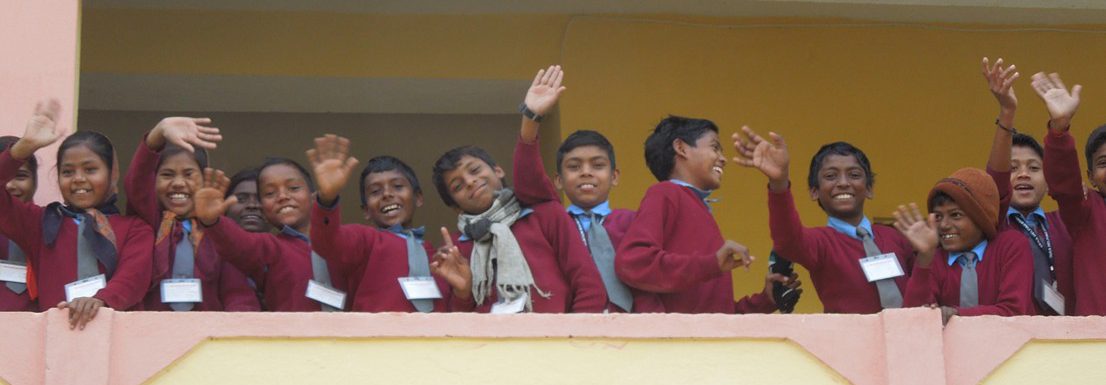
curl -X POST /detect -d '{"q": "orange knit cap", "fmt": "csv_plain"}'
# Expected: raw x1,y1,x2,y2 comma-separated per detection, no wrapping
926,167,1000,240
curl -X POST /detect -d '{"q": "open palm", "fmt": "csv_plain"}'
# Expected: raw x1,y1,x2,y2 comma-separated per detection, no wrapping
523,65,566,116
733,126,789,181
306,134,359,203
194,168,235,225
1031,72,1081,129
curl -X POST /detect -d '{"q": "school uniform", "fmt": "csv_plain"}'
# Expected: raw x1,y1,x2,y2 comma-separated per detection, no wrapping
903,230,1035,316
616,181,776,314
767,187,914,314
1044,130,1106,315
310,200,452,312
0,235,35,311
0,151,153,311
125,140,261,311
448,199,606,313
511,137,656,312
987,168,1074,315
204,217,351,312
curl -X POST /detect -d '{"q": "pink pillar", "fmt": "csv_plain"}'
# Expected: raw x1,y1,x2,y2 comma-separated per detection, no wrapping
0,0,80,205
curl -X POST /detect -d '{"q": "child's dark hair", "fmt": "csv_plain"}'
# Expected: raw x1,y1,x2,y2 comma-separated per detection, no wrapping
158,143,208,170
643,116,718,181
807,142,875,191
257,157,314,192
1085,124,1106,171
57,131,114,174
1012,133,1044,160
928,191,955,210
556,130,616,172
432,146,500,207
225,167,259,199
360,156,421,206
0,136,37,180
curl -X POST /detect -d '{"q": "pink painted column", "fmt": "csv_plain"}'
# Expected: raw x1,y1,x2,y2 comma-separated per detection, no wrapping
0,0,80,205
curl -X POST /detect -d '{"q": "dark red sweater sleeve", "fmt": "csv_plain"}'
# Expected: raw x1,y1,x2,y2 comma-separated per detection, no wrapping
903,264,938,307
218,260,261,311
0,151,46,263
539,202,606,312
987,167,1013,222
1044,130,1092,233
615,185,721,293
958,233,1035,317
205,217,282,274
512,136,560,206
734,291,776,314
94,219,154,310
767,186,824,270
310,199,375,266
123,136,162,228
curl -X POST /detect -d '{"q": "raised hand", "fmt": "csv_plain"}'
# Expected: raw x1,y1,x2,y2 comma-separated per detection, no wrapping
716,240,755,272
523,65,567,116
193,168,237,226
732,126,789,190
981,57,1019,113
1030,72,1082,131
13,99,64,160
892,203,938,267
430,227,472,299
305,134,360,206
149,117,221,152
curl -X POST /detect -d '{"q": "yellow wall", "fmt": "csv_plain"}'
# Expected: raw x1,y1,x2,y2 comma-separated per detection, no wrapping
81,9,1106,313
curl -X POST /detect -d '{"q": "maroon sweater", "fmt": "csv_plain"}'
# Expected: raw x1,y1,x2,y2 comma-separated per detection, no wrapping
511,137,658,312
310,201,452,312
1044,129,1106,315
903,229,1035,316
768,187,914,314
0,237,35,311
204,218,351,312
0,151,153,311
616,181,776,314
987,168,1075,315
448,200,607,313
125,140,260,312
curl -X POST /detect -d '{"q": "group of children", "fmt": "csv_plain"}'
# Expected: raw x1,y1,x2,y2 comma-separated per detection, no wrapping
1,58,1104,328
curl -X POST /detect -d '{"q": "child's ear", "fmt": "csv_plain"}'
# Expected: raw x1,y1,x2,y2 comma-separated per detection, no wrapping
493,165,506,179
809,187,819,201
866,186,874,200
361,204,371,221
611,168,621,187
673,138,689,159
554,173,565,191
415,192,424,208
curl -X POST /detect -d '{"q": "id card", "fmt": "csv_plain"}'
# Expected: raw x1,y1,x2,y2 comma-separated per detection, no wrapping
1041,280,1066,316
305,279,346,310
65,274,106,302
490,292,528,314
161,278,203,303
398,277,442,300
0,260,27,284
859,253,905,282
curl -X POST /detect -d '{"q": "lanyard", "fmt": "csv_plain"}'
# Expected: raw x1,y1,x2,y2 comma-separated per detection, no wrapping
572,213,604,248
1012,215,1054,276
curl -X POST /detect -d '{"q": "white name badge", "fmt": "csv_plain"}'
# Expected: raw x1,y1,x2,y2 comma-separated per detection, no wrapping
859,253,905,282
305,279,346,310
1042,280,1066,316
65,274,106,302
0,260,27,284
490,292,529,314
161,279,203,303
398,277,443,300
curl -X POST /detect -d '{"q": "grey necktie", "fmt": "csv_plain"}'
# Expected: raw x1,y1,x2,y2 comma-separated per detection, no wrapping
169,225,195,311
311,249,339,312
856,227,903,309
583,211,633,312
6,242,26,294
404,230,434,313
958,252,979,308
76,218,101,279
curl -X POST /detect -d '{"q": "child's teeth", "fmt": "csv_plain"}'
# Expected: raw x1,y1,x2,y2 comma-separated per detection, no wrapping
713,167,724,175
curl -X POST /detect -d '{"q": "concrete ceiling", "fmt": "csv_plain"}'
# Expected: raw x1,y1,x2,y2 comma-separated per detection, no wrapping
85,0,1106,25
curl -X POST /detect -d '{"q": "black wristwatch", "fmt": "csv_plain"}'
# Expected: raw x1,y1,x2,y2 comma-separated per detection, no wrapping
519,103,543,122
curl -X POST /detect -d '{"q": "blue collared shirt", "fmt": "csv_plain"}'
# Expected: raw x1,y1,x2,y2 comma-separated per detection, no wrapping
948,240,989,267
826,216,874,241
458,208,534,242
668,179,713,210
567,201,612,233
281,226,310,243
1006,207,1048,231
384,225,425,241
